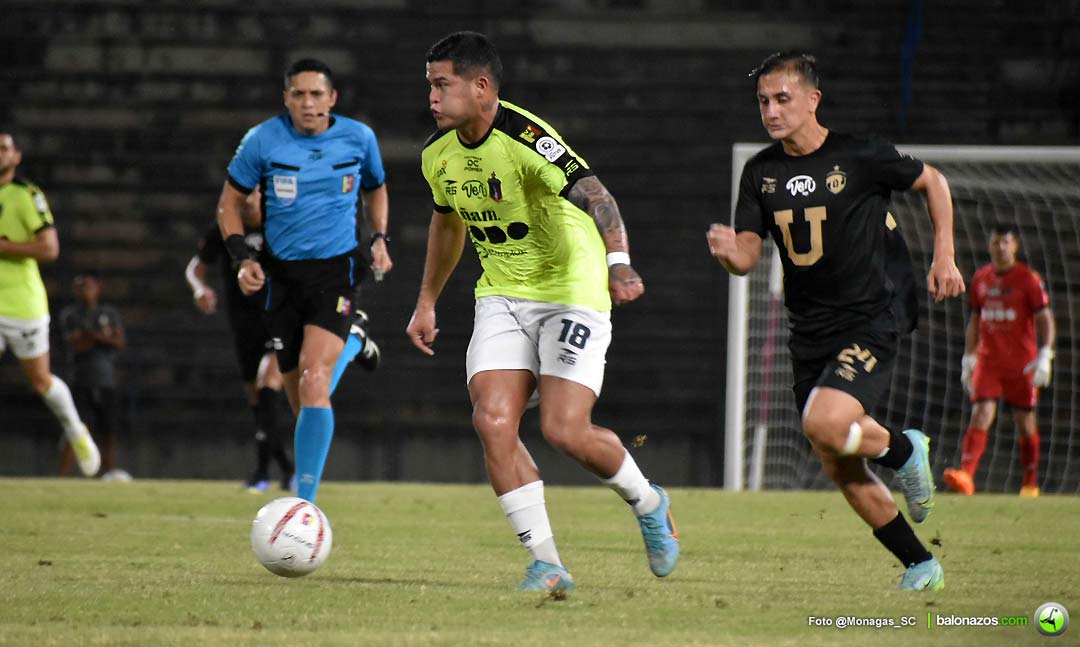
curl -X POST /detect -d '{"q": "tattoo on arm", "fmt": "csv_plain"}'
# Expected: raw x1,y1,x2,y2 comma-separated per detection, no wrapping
567,176,627,251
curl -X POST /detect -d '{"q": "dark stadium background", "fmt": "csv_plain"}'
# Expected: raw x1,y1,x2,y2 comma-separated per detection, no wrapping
1,0,1077,486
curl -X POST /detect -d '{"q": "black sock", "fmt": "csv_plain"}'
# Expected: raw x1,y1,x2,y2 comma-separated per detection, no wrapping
256,387,293,476
871,428,914,470
873,513,932,567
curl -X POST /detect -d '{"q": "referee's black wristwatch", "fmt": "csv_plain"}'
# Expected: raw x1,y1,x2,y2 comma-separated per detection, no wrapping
370,232,390,246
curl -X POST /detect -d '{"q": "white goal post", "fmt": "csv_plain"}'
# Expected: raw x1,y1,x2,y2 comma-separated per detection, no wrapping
725,144,1080,492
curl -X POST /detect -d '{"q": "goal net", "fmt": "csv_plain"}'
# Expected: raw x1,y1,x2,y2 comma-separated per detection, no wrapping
725,145,1080,494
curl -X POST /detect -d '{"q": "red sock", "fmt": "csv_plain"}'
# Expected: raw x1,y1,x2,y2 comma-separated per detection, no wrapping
960,426,988,477
1019,430,1040,488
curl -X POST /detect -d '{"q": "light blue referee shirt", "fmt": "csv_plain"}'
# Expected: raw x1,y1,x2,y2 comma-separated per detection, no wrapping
227,114,385,261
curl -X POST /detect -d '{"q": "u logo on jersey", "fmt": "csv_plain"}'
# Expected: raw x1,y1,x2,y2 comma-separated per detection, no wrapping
774,206,827,266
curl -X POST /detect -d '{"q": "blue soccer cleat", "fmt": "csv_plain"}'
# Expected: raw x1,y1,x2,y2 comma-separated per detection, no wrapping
636,484,680,577
517,560,575,595
896,429,935,523
898,557,944,591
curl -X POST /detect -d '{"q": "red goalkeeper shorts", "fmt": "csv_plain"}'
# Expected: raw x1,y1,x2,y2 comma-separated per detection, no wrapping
971,362,1038,409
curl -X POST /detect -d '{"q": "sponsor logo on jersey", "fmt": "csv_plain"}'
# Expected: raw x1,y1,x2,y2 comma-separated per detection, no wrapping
342,175,355,193
464,156,483,172
462,179,488,199
520,124,541,143
825,165,847,194
273,175,297,206
535,136,566,162
488,172,503,201
761,177,777,194
436,160,447,178
308,149,323,160
786,175,816,196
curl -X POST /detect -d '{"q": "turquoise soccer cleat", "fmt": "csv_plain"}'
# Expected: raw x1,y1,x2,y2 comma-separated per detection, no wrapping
636,484,680,577
896,429,935,523
517,560,575,594
898,557,944,591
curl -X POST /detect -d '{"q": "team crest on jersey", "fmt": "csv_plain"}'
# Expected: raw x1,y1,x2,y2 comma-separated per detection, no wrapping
535,137,566,162
761,177,777,194
786,175,816,196
825,165,847,194
519,124,541,143
342,175,355,193
273,175,297,206
488,172,503,202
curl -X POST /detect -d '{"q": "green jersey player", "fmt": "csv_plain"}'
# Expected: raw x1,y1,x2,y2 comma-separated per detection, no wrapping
406,32,679,595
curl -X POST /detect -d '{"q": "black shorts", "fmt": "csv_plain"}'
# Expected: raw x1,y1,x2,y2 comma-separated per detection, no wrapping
263,250,364,373
226,294,273,382
791,326,899,416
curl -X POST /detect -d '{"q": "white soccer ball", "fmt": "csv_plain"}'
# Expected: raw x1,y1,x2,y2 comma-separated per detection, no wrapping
250,497,333,577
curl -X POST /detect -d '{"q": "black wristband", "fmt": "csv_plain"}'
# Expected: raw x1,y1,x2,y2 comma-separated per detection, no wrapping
224,234,253,265
370,232,390,246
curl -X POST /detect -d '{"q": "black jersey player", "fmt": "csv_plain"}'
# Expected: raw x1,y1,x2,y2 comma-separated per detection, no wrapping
707,52,965,591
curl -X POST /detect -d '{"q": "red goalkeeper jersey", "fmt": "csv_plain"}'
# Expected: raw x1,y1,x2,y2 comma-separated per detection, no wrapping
969,261,1049,373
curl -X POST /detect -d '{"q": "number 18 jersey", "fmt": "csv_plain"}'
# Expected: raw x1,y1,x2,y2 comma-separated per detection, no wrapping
734,132,924,356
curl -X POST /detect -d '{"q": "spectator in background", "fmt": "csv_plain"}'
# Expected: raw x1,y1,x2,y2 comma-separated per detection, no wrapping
59,272,129,480
945,223,1056,497
0,130,100,477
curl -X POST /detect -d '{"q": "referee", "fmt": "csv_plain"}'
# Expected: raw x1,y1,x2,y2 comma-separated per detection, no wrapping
216,59,392,503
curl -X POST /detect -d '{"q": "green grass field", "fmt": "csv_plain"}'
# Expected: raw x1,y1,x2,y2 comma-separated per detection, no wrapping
3,479,1076,646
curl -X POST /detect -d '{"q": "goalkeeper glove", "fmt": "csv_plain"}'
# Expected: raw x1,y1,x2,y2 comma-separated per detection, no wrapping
1024,346,1054,388
961,353,977,395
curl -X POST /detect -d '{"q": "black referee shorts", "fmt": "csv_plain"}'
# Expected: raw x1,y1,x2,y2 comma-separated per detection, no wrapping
791,326,899,416
263,250,365,374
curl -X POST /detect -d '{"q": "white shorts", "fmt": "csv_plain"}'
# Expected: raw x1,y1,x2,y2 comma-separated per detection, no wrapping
466,296,611,397
0,313,50,359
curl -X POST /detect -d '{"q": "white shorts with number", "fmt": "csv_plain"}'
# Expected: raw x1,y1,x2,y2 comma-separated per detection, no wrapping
0,313,51,359
466,296,612,397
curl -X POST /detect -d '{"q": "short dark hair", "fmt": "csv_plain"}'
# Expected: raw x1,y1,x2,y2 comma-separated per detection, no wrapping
284,58,335,90
426,31,503,88
749,51,821,89
991,222,1020,238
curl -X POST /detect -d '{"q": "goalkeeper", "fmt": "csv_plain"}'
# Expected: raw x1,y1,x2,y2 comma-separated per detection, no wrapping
707,52,965,591
945,224,1056,497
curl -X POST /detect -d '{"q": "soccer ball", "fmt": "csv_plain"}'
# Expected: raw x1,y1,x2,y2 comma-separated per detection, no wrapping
250,497,333,577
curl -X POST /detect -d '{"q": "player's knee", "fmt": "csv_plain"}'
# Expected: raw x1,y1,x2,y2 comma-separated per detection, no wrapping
297,366,331,405
471,403,519,442
801,409,851,455
538,410,588,455
29,372,53,396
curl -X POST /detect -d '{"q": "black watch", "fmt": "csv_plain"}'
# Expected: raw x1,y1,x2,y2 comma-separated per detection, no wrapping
370,232,390,246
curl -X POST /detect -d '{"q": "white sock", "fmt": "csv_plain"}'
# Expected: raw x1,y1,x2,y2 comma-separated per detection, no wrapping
497,480,561,566
41,376,84,441
601,450,660,516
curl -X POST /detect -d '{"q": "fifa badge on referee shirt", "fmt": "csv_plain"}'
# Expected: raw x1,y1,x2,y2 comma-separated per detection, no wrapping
488,172,503,202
